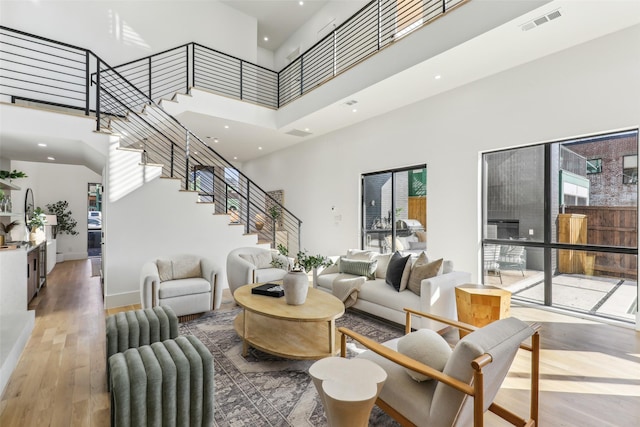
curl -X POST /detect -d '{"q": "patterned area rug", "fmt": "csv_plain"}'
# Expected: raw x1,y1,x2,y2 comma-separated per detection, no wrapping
179,306,403,426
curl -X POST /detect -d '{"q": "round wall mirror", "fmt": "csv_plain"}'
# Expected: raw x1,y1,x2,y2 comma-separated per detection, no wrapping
24,188,34,225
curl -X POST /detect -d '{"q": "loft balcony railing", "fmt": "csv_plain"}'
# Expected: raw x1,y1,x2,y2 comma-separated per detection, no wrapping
110,0,467,108
0,0,468,250
0,25,302,254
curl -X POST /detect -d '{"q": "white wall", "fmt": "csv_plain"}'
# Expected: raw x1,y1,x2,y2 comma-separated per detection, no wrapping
274,0,369,70
243,25,640,283
103,159,260,308
0,0,258,65
10,161,102,260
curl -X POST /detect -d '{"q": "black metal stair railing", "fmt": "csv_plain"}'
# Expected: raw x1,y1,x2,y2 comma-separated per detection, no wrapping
106,0,467,108
0,25,302,254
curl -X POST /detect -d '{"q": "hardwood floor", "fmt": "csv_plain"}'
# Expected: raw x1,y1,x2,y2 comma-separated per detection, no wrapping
0,259,639,426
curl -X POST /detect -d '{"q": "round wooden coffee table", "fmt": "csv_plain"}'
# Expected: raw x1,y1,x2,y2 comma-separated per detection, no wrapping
233,283,345,359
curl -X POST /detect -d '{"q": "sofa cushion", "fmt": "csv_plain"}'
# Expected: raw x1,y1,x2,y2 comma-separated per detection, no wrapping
339,258,377,280
358,280,422,313
158,277,210,299
239,250,272,269
346,249,374,260
156,255,202,282
372,253,392,279
385,252,411,291
407,258,443,296
397,329,452,381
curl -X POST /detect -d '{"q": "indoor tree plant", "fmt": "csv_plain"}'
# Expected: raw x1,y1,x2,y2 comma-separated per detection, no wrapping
46,200,78,236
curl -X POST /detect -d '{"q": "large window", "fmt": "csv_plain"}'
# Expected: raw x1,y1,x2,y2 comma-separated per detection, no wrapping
362,165,426,254
482,130,638,323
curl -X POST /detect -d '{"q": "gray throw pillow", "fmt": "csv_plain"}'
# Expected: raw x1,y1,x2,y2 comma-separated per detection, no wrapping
339,258,378,280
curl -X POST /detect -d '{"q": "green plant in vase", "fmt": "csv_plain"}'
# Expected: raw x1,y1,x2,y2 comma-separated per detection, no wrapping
28,207,47,231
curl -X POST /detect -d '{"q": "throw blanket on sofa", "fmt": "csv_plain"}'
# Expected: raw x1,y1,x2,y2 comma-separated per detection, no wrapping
331,275,367,308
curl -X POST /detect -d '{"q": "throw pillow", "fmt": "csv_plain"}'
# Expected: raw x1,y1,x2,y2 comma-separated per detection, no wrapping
397,329,452,382
346,249,373,260
407,258,443,296
156,259,173,282
399,254,414,291
415,231,427,242
385,252,410,291
339,258,378,280
372,252,392,279
172,255,202,280
239,251,273,269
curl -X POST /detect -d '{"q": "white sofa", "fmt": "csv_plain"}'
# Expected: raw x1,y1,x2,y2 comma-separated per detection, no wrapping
317,250,470,331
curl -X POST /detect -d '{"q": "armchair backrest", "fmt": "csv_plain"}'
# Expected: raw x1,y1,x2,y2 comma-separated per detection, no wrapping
156,254,203,282
429,317,534,427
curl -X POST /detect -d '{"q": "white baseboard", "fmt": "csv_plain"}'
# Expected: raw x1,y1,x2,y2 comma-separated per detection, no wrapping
0,311,35,397
63,252,88,261
104,291,139,309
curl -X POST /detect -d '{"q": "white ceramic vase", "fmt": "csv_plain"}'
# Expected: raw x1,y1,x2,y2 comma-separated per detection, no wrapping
282,270,308,305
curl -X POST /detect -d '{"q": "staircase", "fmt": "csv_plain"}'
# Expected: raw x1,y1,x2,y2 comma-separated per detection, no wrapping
0,25,302,256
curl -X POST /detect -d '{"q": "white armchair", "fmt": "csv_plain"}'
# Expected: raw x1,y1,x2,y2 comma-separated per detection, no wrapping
226,247,289,300
140,254,222,318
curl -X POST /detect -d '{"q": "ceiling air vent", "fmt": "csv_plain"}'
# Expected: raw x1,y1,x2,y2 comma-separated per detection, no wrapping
285,129,313,137
521,8,562,31
344,100,358,106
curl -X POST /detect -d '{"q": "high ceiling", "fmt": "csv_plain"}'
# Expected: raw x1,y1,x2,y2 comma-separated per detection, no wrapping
2,1,640,168
221,0,331,50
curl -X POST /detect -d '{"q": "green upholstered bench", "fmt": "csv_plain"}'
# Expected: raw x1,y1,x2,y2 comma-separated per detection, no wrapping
106,306,179,363
108,335,215,426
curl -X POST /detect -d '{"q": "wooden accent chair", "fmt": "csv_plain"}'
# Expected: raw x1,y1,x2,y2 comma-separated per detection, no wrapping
339,308,540,427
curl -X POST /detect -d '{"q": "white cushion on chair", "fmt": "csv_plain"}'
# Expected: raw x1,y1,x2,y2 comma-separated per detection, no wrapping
255,267,288,283
397,329,452,382
158,277,211,299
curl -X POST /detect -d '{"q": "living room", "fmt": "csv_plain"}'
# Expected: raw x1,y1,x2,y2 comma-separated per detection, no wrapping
0,0,639,425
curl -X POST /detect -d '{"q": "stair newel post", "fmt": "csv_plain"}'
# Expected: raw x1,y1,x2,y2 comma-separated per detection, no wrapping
297,219,302,256
184,130,190,190
148,57,152,100
245,181,250,234
300,56,304,96
85,51,90,116
170,143,175,178
185,44,190,94
95,59,101,132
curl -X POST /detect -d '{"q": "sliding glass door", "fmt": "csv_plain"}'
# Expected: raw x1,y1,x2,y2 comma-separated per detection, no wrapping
362,165,427,254
482,130,638,323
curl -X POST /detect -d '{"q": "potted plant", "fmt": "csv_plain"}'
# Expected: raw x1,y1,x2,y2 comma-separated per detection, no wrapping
0,220,20,245
28,207,47,243
46,201,79,236
295,249,334,288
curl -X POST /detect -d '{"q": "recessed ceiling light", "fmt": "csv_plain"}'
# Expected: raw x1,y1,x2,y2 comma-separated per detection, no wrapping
304,128,310,132
214,138,219,143
352,108,358,113
38,143,47,147
299,1,304,5
233,156,238,160
258,146,263,150
224,125,229,129
47,156,55,161
434,75,441,80
263,36,269,42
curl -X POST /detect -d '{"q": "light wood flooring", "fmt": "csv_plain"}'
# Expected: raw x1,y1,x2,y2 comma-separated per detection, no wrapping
0,259,639,426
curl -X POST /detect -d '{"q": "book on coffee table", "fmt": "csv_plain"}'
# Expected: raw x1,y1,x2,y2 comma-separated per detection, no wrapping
251,283,284,297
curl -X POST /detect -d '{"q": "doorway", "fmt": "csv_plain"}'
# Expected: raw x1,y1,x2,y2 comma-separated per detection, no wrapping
87,183,102,258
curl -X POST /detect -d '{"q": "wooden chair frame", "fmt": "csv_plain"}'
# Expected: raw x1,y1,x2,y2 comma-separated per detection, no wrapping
339,308,540,427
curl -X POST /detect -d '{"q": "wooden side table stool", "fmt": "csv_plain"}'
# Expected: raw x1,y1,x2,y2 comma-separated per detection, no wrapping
309,357,386,427
455,284,511,337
